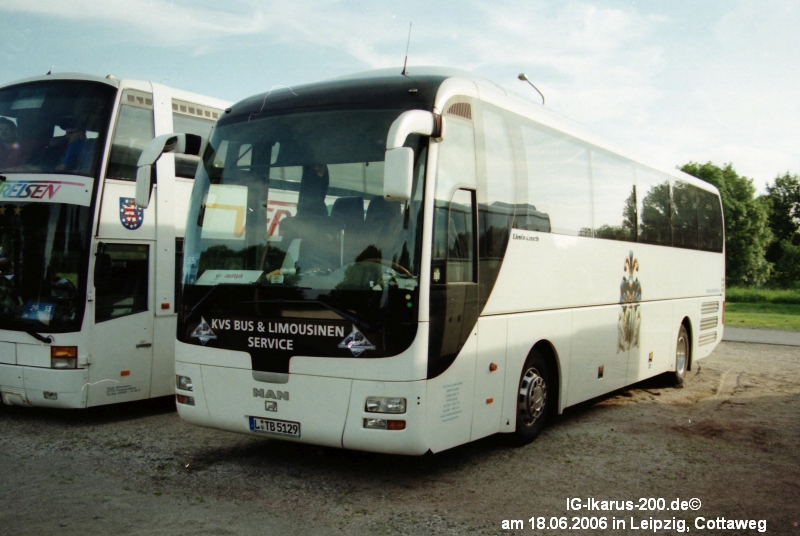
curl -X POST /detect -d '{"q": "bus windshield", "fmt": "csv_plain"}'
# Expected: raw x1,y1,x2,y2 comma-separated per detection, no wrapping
0,80,115,178
0,201,91,332
182,109,426,329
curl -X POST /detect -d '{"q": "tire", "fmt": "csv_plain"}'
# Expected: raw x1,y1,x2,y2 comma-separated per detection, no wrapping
513,350,552,445
673,324,689,387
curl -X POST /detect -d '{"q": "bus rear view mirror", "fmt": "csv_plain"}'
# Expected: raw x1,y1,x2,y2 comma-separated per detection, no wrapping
135,133,204,208
384,148,414,202
383,110,435,202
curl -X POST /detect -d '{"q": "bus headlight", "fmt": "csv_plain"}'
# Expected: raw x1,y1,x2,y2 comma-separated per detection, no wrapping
365,396,406,414
176,375,193,391
51,346,77,369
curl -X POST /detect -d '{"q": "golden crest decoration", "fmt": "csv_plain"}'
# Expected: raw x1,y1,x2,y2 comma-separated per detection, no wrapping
618,251,641,352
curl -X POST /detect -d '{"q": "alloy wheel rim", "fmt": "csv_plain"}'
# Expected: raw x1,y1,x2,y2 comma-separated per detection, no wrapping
519,367,546,427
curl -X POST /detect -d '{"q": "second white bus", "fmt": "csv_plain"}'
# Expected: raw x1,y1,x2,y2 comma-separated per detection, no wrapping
0,73,230,408
142,68,724,454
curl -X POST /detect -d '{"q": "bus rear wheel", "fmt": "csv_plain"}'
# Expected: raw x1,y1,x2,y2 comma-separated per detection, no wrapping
673,324,689,387
513,351,551,445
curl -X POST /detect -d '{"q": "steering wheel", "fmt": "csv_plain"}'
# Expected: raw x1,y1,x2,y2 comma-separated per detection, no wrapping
360,258,413,277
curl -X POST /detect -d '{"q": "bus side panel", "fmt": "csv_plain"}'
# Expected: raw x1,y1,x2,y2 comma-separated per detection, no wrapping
425,331,477,453
96,179,156,240
502,309,573,429
470,316,507,441
569,305,630,406
626,300,675,385
150,315,177,397
342,379,429,455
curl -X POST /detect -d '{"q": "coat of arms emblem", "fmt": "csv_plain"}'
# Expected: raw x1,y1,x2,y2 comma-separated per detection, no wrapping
618,251,642,352
119,197,144,230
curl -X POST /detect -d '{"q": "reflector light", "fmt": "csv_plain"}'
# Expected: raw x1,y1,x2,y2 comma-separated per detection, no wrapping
121,370,130,377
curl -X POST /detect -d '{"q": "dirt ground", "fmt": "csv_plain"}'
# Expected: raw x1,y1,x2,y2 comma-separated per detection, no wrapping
0,341,798,535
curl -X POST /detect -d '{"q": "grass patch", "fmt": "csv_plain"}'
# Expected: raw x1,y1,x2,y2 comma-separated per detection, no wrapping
724,302,800,330
726,287,800,304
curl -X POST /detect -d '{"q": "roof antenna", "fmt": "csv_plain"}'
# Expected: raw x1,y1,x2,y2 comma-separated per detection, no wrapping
401,23,412,76
518,73,545,105
46,65,53,75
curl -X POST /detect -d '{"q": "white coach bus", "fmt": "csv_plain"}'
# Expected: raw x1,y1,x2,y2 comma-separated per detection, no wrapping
140,68,724,454
0,73,229,408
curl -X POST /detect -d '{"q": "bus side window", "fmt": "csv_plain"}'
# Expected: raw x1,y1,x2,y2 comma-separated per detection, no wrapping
95,244,149,323
697,189,724,252
672,181,699,249
172,100,218,179
636,166,672,246
106,90,155,181
520,122,591,237
591,149,637,242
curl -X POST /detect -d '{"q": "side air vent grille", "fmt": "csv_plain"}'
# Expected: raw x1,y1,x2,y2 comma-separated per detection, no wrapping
700,317,718,331
699,332,717,346
446,102,472,120
701,301,720,315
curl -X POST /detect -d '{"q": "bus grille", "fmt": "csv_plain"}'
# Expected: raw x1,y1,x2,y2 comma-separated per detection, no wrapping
700,316,718,331
701,301,720,315
698,332,717,346
446,102,472,120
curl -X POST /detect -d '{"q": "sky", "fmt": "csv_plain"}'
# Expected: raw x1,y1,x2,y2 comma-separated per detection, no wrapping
1,0,798,193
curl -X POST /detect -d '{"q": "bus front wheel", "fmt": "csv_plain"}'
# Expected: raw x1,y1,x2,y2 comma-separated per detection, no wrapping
673,324,689,387
513,350,551,445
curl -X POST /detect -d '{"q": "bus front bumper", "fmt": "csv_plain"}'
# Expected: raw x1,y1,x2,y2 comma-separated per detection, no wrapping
175,361,430,455
0,364,88,408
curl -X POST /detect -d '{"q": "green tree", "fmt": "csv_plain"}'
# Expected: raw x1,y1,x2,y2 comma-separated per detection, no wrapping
764,173,800,286
681,162,772,285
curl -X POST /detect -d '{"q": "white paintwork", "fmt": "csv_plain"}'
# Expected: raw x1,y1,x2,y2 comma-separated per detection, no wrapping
171,69,724,455
0,74,231,408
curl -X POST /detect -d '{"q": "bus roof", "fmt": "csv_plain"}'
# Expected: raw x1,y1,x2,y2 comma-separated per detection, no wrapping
225,67,720,197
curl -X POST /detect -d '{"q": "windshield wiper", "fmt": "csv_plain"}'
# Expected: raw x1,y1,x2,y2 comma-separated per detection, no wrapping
26,330,53,344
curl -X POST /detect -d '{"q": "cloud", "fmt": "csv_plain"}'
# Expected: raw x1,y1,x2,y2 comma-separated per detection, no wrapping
1,0,268,45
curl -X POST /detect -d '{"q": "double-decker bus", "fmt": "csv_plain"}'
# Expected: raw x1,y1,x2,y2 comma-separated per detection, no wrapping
0,73,230,408
141,68,724,454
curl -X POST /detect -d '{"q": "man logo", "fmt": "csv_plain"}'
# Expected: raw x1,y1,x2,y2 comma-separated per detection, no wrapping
253,388,289,400
265,401,278,412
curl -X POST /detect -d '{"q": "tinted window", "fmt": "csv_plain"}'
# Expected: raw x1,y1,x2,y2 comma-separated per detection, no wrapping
592,150,636,242
697,188,724,252
106,90,155,181
672,181,698,249
520,123,591,236
478,107,516,259
95,243,149,323
636,166,671,246
172,110,215,179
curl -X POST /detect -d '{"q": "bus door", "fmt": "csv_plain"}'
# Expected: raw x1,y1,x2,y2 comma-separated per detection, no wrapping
88,241,154,405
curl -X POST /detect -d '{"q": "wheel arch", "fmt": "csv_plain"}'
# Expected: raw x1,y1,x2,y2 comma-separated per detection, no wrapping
680,316,694,371
527,339,562,415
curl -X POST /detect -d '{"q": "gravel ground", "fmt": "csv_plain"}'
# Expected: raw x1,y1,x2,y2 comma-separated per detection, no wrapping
1,341,798,535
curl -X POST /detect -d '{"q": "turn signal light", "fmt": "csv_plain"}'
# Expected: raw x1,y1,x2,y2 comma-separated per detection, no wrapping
51,346,77,369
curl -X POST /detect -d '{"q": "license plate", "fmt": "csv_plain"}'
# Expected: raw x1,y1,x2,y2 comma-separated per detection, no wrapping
249,416,301,438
